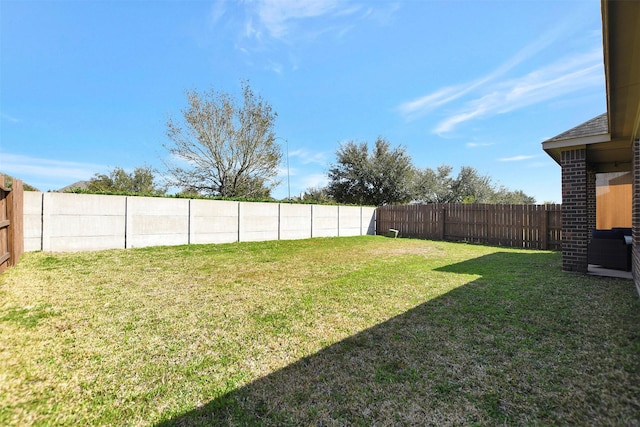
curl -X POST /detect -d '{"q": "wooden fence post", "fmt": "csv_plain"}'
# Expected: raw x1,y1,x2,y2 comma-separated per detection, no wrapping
7,179,24,267
440,206,446,241
0,177,25,273
0,176,7,272
541,206,549,250
7,179,24,266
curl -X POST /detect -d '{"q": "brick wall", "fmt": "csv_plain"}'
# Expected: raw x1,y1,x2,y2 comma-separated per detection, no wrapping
561,148,588,272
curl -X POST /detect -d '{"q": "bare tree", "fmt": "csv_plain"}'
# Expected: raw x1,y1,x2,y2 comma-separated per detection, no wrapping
164,81,282,198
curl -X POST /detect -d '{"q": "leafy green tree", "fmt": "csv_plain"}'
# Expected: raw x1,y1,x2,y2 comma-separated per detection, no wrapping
324,138,535,206
86,166,165,195
413,165,455,203
164,81,282,198
413,165,535,204
327,138,415,205
489,187,536,204
302,186,333,204
451,166,495,203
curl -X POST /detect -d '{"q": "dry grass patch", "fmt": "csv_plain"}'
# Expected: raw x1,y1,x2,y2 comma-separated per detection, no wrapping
0,236,638,426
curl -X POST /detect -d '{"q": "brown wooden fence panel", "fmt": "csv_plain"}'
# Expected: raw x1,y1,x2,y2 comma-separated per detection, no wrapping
376,203,562,250
0,176,24,273
9,179,24,267
0,176,8,271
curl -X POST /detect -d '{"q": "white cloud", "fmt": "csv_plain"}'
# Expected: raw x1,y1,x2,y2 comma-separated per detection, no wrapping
360,2,400,26
0,153,106,186
266,60,284,74
435,108,487,134
300,173,328,189
0,112,21,123
289,148,330,166
466,142,494,148
498,155,538,162
397,21,569,121
244,18,261,40
397,11,603,133
242,0,389,45
276,165,292,178
397,85,468,120
234,1,398,75
209,0,227,24
433,49,603,134
256,0,343,39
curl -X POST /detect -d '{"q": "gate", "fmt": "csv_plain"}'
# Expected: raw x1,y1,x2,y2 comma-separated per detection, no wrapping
0,176,24,273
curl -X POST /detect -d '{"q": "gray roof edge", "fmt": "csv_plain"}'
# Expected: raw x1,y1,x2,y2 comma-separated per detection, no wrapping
542,133,611,152
542,113,609,143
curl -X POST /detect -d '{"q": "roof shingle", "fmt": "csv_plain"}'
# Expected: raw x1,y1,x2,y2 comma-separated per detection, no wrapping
543,113,608,142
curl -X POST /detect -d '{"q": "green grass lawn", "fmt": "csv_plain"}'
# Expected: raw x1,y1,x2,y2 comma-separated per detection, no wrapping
1,236,639,426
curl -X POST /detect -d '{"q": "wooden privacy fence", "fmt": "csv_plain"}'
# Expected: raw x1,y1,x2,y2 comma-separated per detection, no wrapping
376,203,562,250
0,176,24,273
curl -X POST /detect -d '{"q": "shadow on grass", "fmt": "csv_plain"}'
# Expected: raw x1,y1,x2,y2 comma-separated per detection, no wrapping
156,251,640,426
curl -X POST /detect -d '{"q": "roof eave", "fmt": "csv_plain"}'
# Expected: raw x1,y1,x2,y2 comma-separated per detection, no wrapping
542,133,612,165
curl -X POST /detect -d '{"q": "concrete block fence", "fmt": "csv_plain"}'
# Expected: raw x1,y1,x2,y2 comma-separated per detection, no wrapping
24,192,376,252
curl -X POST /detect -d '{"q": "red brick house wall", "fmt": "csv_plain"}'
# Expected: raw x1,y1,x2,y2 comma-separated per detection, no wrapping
561,148,589,272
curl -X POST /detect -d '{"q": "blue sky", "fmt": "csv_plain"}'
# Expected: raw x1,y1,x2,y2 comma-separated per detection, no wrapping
1,0,605,202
